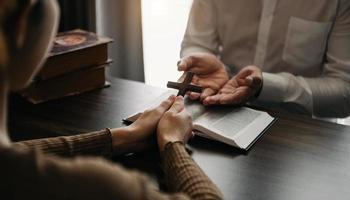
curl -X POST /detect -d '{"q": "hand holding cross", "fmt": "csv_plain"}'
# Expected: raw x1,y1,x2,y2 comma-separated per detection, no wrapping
167,72,203,96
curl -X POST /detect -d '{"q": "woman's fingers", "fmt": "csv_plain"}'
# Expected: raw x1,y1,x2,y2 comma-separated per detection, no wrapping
157,95,176,113
168,96,185,114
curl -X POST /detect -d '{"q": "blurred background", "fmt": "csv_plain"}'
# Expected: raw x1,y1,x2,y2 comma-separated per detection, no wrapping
58,0,192,88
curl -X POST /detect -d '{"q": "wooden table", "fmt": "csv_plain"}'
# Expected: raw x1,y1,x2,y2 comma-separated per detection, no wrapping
8,77,350,200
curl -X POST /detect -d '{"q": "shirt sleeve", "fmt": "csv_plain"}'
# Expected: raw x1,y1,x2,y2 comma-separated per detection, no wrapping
12,129,114,157
255,1,350,118
180,0,220,57
161,142,224,200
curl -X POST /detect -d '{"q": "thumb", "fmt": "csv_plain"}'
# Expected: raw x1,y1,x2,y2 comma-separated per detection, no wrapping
237,76,262,87
236,68,253,80
235,67,261,87
177,56,194,71
168,96,185,114
250,76,262,87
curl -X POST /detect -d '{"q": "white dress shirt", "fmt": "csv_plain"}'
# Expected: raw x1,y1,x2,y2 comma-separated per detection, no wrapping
181,0,350,118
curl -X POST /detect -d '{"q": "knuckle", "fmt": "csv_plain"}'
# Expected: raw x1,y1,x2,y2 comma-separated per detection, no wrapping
160,100,170,108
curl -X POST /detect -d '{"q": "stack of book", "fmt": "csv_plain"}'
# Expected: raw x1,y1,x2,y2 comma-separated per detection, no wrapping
21,29,113,104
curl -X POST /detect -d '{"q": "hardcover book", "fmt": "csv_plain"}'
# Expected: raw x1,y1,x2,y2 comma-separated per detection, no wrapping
38,29,112,80
21,64,109,104
124,91,276,151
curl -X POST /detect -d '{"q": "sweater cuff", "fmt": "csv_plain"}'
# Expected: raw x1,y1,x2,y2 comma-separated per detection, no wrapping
161,142,188,167
161,141,186,158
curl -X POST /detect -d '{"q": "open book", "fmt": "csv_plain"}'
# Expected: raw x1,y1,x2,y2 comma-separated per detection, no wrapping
124,91,276,151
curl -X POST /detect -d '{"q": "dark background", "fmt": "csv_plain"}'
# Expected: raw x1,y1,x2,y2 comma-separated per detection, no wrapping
58,0,96,32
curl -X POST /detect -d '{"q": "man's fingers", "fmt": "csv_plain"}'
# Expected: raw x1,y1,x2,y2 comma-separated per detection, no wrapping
237,76,262,88
192,75,199,85
203,94,221,105
220,87,234,94
177,59,187,71
177,57,193,71
178,56,209,74
220,88,250,105
251,76,262,86
236,68,253,80
168,96,185,113
200,87,216,101
189,92,201,100
203,91,243,105
235,66,262,88
235,65,261,81
203,87,252,105
237,76,253,86
219,80,238,93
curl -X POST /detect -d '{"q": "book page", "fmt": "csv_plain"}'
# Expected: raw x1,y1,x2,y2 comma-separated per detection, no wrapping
195,107,261,138
194,106,274,149
184,98,207,121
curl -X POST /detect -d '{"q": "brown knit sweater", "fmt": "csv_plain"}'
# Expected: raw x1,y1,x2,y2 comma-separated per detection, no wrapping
0,130,224,200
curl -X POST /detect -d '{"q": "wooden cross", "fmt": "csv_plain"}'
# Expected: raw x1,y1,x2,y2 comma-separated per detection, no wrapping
167,72,203,96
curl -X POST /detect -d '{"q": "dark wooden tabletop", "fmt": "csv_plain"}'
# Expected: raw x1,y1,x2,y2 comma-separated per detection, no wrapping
8,77,350,200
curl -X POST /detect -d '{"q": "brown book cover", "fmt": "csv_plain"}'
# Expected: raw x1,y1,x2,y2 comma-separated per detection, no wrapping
38,29,113,80
21,64,110,104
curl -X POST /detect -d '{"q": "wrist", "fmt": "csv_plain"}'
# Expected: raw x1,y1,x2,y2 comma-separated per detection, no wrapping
245,75,263,102
158,133,183,151
251,80,263,101
109,127,134,155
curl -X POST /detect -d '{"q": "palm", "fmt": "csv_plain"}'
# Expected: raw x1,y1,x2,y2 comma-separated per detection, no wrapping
203,65,263,105
218,79,251,105
193,67,229,92
177,53,230,100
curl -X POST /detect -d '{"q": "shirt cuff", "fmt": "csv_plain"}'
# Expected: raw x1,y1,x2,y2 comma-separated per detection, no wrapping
256,72,289,103
180,46,214,58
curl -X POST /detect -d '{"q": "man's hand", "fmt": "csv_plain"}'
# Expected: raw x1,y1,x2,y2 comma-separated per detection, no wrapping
110,95,176,155
204,65,263,106
178,53,229,101
157,96,193,151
